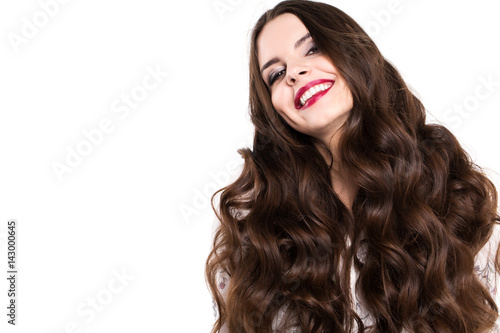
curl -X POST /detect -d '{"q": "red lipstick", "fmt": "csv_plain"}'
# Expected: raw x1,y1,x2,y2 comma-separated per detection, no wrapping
295,79,335,110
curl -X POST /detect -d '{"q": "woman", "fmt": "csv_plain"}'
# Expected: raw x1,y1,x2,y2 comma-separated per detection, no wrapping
205,0,500,332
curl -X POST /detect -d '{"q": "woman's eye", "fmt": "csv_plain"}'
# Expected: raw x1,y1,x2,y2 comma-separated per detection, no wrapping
306,45,319,55
269,69,285,86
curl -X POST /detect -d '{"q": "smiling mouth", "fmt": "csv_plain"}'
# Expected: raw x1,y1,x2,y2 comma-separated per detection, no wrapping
295,79,335,110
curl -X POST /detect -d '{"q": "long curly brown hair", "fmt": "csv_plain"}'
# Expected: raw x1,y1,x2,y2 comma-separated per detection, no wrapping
205,1,500,332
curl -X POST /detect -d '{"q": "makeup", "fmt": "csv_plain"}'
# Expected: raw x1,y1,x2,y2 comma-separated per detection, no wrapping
295,79,335,110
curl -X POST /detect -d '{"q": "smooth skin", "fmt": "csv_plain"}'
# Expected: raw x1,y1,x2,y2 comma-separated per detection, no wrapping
258,13,357,209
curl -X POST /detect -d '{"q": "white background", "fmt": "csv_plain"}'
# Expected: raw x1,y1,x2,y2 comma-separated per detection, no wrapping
0,0,499,332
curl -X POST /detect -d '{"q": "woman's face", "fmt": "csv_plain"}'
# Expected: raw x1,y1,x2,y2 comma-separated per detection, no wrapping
257,13,353,144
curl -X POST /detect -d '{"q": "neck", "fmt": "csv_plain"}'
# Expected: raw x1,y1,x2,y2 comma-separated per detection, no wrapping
331,168,356,211
315,131,357,211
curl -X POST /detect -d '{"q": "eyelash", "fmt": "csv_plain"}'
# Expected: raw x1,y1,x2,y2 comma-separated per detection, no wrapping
268,44,319,86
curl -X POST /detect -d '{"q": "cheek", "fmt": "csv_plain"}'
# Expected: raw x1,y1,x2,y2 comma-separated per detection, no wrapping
271,88,290,114
271,92,282,114
334,79,353,109
341,84,354,109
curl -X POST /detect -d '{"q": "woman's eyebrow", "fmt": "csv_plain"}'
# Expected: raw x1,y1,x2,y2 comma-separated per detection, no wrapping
294,32,311,49
260,32,312,75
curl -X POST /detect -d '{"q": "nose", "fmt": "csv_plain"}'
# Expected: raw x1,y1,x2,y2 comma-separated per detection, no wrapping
286,63,310,85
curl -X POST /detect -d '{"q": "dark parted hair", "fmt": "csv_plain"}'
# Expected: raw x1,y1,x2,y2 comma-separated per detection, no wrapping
206,0,500,332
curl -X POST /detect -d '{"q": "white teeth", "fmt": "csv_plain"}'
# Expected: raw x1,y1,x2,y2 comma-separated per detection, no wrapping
299,82,333,106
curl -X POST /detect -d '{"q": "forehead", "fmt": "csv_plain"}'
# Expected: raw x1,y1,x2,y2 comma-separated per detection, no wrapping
257,13,309,67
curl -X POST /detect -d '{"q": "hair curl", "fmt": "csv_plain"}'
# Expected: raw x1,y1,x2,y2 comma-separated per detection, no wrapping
205,1,500,332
